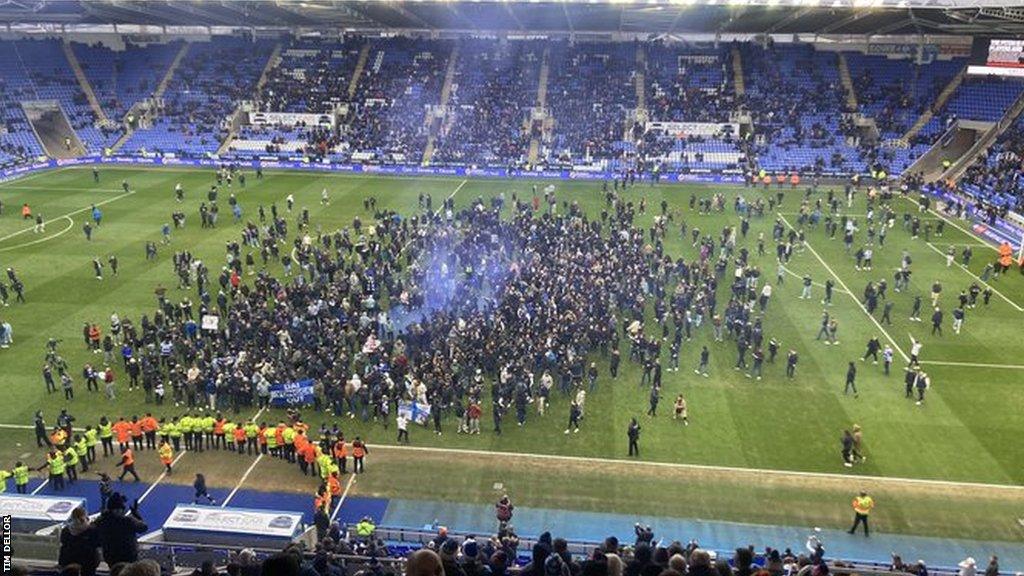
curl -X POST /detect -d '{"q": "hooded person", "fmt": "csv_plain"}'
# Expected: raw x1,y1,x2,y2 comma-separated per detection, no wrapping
490,550,509,576
582,551,610,576
545,554,571,576
521,535,553,576
624,543,653,576
441,538,466,576
93,492,148,566
59,506,100,576
606,554,624,576
462,538,486,576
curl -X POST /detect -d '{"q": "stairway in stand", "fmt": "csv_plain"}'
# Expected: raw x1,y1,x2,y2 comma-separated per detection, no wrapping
631,44,648,133
422,44,460,166
348,43,372,99
731,45,745,97
837,52,858,112
62,41,109,125
900,65,967,145
527,46,552,167
217,42,283,156
111,42,192,153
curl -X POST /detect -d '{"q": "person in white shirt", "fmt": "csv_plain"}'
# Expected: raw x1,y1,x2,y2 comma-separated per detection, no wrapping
909,334,923,365
396,413,409,444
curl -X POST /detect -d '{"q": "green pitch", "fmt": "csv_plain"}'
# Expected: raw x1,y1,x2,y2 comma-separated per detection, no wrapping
0,166,1022,541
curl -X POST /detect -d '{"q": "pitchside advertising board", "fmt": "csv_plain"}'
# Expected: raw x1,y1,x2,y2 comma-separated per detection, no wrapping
163,505,303,546
0,494,86,533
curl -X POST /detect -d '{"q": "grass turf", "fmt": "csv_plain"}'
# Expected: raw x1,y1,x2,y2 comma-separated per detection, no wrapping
0,166,1022,541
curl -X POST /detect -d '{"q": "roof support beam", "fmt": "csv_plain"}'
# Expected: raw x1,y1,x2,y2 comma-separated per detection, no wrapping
815,9,871,34
766,6,815,34
384,3,435,30
867,15,914,35
503,3,525,31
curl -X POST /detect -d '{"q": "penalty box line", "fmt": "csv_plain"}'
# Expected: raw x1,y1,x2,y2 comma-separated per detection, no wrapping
0,189,137,243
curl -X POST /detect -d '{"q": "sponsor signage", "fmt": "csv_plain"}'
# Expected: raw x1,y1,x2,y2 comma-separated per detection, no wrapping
0,494,85,523
163,505,302,538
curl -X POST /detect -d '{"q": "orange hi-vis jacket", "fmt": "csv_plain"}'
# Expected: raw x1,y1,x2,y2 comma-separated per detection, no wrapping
328,474,342,496
112,421,132,444
352,441,366,458
998,242,1014,268
50,429,67,447
140,416,159,433
122,449,135,467
333,440,347,459
301,443,316,464
130,421,144,438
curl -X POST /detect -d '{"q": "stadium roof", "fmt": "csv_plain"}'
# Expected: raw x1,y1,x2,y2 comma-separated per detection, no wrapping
1,0,1023,35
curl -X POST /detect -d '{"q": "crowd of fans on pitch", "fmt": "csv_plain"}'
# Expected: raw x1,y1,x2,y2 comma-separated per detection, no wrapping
44,171,774,453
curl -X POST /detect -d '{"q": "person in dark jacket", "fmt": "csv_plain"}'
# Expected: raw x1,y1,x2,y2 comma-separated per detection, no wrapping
93,493,148,566
686,549,715,576
440,539,467,576
313,506,330,543
59,506,100,576
623,543,659,576
520,534,553,576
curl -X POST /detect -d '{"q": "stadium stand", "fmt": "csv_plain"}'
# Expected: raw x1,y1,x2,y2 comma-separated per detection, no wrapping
846,53,966,172
346,37,451,164
431,39,541,168
958,116,1024,213
0,38,118,156
741,43,870,176
542,40,636,170
645,42,733,123
71,40,184,123
258,38,362,114
2,33,1023,184
939,75,1024,123
119,37,275,157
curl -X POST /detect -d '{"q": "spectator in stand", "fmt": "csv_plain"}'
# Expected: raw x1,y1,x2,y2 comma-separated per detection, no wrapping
93,493,148,566
58,506,100,576
407,549,445,576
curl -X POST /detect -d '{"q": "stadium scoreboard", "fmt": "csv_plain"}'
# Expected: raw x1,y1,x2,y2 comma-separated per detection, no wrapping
968,39,1024,77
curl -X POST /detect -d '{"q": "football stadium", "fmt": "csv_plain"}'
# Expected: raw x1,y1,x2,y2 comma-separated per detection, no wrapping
0,0,1023,574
